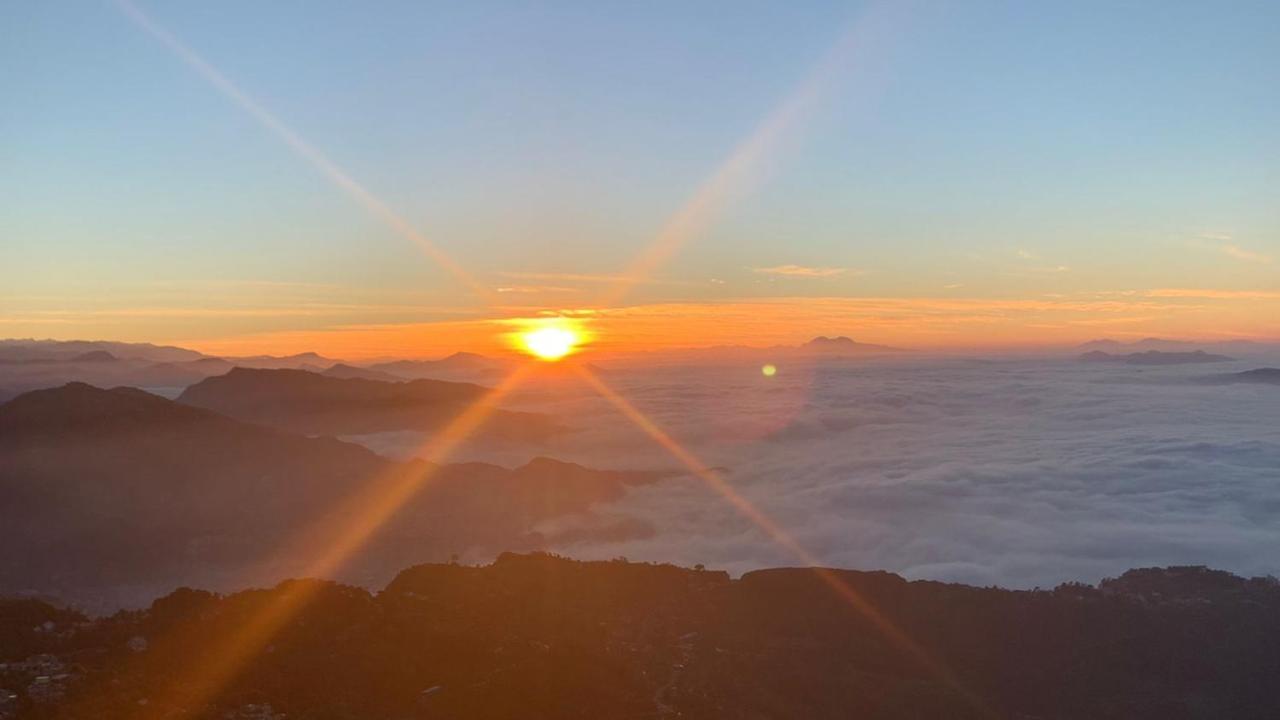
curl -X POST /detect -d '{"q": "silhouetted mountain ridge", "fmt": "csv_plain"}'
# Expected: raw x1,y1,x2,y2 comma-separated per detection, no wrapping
177,367,560,440
7,554,1280,719
0,384,665,609
1079,349,1235,365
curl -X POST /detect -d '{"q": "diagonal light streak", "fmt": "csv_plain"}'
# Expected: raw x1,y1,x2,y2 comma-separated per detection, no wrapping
112,365,533,719
599,5,895,307
115,0,496,305
571,362,994,716
104,3,956,716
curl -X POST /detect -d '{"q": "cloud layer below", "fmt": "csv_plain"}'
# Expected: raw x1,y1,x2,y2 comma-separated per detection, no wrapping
378,354,1280,588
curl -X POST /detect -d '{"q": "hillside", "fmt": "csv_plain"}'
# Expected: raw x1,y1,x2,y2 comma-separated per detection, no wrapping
0,385,663,608
177,368,561,440
5,554,1280,719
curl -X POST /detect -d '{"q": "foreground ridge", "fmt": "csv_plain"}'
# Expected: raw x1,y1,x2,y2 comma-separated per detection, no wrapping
3,553,1278,719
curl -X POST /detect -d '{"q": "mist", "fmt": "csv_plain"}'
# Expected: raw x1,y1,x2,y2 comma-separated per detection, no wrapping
355,352,1280,588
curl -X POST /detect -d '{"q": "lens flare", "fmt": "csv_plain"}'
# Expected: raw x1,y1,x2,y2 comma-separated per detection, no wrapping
521,327,579,360
508,317,588,361
570,364,994,718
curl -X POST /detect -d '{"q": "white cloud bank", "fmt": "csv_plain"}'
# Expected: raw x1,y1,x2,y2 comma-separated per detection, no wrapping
414,354,1280,589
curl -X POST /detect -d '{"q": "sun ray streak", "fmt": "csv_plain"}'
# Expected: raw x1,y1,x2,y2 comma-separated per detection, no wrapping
111,365,533,719
598,5,895,307
570,363,994,716
114,0,495,305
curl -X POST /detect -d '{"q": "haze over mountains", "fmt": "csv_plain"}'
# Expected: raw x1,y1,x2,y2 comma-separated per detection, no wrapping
2,335,1278,606
0,382,663,609
1076,337,1272,356
3,337,1278,404
177,368,560,440
1078,349,1236,365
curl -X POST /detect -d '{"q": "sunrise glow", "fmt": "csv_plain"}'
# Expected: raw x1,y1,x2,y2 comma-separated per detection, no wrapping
516,321,584,360
6,3,1280,719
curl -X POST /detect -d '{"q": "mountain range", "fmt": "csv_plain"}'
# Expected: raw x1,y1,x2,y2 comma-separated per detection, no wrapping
176,367,560,440
6,554,1279,719
0,383,661,609
0,340,533,404
1076,337,1274,356
1079,349,1237,365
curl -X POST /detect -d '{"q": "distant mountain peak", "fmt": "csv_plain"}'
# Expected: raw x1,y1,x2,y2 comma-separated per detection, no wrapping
0,382,214,436
798,336,901,354
805,335,856,347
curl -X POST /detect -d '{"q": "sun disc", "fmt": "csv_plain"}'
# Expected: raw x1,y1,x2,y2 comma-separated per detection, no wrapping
520,326,580,360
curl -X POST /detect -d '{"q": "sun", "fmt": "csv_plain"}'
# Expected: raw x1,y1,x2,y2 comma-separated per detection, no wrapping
519,325,582,361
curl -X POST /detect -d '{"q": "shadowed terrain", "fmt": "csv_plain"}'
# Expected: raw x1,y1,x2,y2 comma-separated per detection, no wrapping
177,367,561,440
0,384,662,609
3,554,1278,719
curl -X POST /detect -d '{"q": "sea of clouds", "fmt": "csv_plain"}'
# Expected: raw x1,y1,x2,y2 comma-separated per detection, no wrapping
355,353,1280,589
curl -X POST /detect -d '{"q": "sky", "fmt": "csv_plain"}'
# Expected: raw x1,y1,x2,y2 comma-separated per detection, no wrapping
2,0,1278,357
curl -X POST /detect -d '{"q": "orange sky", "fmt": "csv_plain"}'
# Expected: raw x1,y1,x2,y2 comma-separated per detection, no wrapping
169,290,1280,360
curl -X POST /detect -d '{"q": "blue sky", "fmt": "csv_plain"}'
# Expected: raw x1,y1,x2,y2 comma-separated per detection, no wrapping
2,1,1277,350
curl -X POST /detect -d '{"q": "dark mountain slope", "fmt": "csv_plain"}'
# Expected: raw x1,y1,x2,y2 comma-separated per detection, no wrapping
0,385,662,607
177,367,560,440
12,554,1280,720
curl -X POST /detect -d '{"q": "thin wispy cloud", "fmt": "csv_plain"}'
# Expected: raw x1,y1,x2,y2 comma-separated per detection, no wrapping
494,285,579,295
497,271,693,287
752,264,850,278
1143,288,1280,300
1220,244,1273,264
1191,232,1273,264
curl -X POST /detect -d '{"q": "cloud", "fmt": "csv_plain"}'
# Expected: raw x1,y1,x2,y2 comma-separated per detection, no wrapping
497,271,693,286
1199,232,1234,242
1143,288,1280,300
1220,244,1273,264
494,285,578,295
752,264,850,278
414,355,1280,589
1191,233,1273,264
